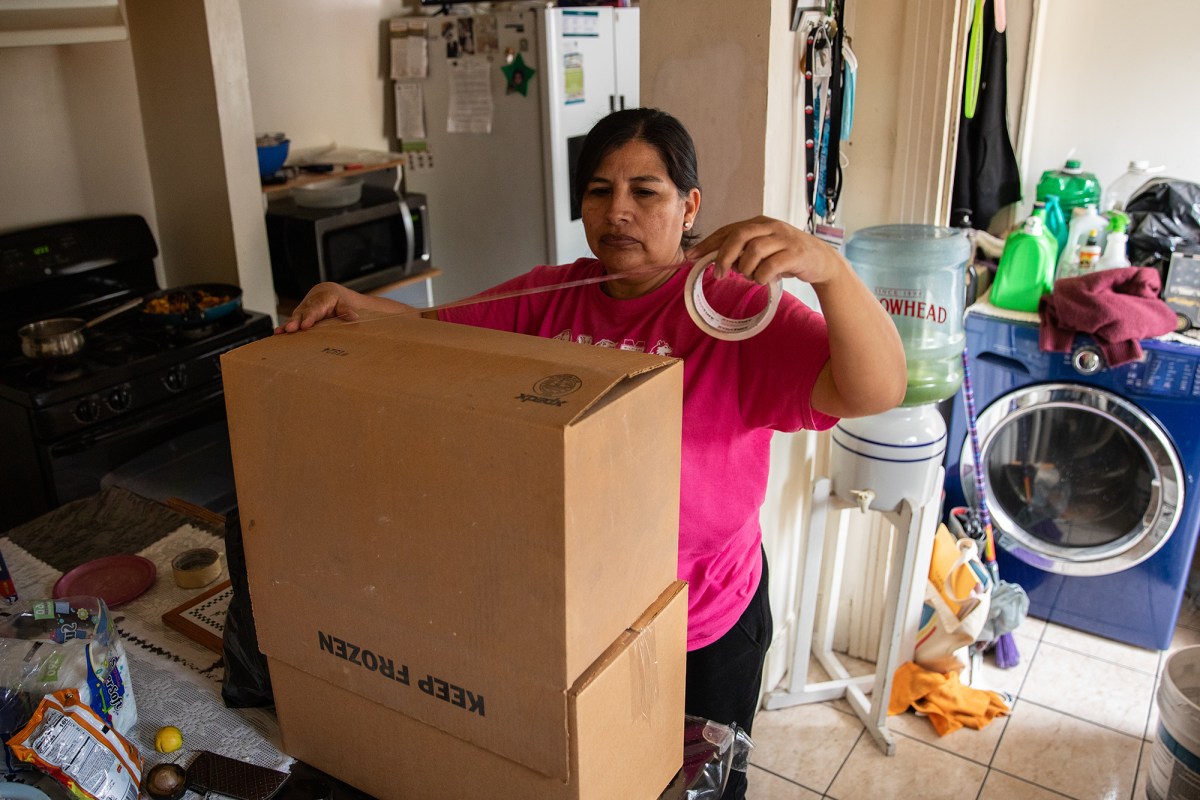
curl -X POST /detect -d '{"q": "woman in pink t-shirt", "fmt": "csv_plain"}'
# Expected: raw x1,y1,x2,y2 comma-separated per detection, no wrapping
280,108,905,799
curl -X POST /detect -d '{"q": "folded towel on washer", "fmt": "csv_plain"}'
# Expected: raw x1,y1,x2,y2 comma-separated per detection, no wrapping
1038,266,1177,367
888,661,1010,736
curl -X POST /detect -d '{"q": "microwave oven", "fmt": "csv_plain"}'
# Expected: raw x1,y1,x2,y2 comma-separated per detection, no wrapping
265,186,430,299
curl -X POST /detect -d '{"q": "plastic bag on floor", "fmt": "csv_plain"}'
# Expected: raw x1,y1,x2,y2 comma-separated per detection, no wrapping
220,507,274,708
658,715,754,799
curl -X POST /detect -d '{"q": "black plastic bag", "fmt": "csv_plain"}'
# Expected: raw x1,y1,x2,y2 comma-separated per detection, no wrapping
1125,178,1200,280
220,507,274,708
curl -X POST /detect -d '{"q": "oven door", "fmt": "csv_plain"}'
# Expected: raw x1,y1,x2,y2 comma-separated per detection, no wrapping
962,382,1183,576
47,385,237,516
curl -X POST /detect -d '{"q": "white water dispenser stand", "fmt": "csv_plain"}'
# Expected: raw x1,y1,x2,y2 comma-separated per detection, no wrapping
765,406,946,756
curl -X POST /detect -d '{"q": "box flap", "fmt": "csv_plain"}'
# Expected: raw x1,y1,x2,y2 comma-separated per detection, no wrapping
227,314,677,428
571,582,687,800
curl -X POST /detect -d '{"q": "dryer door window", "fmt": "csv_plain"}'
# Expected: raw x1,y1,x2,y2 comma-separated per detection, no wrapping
962,382,1183,576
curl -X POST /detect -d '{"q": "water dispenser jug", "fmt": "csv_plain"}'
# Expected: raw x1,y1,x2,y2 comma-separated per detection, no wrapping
845,225,971,406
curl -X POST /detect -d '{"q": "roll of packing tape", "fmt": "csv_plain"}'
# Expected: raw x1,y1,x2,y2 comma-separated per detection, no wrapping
684,253,782,341
171,547,222,589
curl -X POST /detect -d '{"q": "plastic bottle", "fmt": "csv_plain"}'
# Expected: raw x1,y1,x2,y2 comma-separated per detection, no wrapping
1097,212,1131,270
1030,202,1062,261
990,216,1056,312
1056,204,1108,281
1041,195,1069,258
1037,159,1102,214
844,225,971,407
1077,230,1102,274
1102,160,1164,212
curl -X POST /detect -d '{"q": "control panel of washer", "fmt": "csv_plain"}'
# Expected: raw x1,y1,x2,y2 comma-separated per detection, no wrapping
1123,350,1200,398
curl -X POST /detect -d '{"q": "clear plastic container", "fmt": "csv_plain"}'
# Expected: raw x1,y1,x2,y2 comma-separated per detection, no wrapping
845,225,971,407
1036,159,1101,214
1102,160,1164,212
1055,204,1108,282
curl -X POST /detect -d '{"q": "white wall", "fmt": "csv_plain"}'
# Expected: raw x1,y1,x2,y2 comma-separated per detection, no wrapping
0,42,158,246
240,0,409,155
1018,0,1200,216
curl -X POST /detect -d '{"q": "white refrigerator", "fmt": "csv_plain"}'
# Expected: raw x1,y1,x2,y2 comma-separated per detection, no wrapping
401,6,639,304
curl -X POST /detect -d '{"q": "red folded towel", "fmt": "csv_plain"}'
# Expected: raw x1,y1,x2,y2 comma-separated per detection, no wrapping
1038,267,1177,367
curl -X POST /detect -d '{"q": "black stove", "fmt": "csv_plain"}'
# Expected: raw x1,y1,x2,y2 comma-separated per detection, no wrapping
0,215,273,531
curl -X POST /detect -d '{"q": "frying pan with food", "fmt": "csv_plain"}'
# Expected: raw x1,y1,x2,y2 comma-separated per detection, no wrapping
140,283,243,327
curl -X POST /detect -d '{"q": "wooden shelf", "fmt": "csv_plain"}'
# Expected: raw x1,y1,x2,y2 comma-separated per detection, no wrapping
261,157,405,196
276,267,442,318
367,267,442,296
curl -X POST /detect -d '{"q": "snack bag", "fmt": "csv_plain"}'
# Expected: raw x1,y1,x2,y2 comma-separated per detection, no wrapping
6,688,143,800
0,596,138,738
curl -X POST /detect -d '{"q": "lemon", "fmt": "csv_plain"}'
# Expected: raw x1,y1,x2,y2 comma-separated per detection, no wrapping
154,725,183,753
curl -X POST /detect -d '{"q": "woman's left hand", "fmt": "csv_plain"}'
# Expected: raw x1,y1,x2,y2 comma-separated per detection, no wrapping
683,215,845,286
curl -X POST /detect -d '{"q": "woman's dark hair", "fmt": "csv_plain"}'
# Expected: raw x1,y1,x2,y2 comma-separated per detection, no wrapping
573,107,702,246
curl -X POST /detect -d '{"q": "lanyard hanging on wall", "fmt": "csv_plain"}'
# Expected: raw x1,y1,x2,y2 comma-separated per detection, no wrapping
823,0,847,222
798,3,852,234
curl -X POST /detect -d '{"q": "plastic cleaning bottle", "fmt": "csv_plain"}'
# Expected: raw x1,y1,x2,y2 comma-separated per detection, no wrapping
1041,195,1069,258
1056,204,1108,281
990,216,1056,312
1103,161,1164,212
1030,202,1062,261
1037,158,1102,214
1077,230,1102,275
1097,211,1132,270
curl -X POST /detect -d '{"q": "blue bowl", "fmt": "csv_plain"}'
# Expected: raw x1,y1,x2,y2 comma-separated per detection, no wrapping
257,139,290,177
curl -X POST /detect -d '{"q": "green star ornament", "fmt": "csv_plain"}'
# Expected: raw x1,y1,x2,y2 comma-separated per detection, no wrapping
501,53,536,97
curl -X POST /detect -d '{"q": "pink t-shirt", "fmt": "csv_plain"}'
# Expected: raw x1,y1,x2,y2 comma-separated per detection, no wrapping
441,259,838,649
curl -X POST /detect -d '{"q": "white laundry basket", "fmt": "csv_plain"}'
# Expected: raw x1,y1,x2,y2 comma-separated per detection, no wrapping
1149,645,1200,799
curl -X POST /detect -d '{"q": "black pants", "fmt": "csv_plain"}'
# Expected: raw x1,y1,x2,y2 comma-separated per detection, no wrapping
684,551,773,800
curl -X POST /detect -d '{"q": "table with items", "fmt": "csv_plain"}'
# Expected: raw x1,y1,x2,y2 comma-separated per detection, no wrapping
0,487,372,800
0,488,742,800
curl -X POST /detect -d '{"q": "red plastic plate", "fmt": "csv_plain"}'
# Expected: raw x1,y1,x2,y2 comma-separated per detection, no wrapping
52,554,157,608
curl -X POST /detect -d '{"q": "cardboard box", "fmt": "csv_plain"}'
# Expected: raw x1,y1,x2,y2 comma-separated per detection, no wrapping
222,315,684,786
271,582,687,800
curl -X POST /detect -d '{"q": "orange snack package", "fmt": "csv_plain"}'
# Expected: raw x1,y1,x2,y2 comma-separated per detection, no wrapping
6,688,143,800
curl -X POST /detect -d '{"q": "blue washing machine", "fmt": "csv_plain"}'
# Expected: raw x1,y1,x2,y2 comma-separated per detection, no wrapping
944,305,1200,650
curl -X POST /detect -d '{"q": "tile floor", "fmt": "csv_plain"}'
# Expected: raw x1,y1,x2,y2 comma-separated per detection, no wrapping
743,601,1200,799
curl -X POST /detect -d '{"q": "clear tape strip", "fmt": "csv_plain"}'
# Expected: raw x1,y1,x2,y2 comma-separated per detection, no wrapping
332,253,782,341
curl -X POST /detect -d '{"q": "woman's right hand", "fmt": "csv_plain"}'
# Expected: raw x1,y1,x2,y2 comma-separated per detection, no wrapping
274,282,363,334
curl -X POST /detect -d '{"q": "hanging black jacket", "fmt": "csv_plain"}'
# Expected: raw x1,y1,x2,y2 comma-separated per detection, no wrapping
951,0,1022,231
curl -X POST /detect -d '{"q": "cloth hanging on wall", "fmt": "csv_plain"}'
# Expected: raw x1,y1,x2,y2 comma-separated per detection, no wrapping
951,0,1021,231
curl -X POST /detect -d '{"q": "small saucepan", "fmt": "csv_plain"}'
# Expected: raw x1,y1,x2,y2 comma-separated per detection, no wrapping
18,298,145,361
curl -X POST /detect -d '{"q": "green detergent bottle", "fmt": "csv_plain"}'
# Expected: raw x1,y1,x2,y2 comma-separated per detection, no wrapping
1036,159,1101,214
991,216,1057,312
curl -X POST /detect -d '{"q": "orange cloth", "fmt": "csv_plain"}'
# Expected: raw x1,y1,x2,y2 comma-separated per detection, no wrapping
888,661,1010,736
